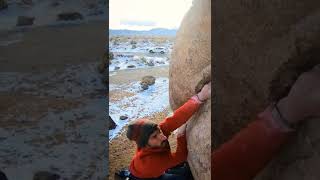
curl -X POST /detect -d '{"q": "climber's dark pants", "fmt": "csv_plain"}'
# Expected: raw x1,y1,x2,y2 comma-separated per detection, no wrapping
129,162,193,180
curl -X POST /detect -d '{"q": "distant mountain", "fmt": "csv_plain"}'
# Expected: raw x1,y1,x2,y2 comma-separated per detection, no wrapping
109,28,177,36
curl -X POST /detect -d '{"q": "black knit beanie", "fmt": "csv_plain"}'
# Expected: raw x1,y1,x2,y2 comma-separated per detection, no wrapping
126,119,158,148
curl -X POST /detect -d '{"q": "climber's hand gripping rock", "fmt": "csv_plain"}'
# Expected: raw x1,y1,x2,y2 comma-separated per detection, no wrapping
197,82,211,102
276,64,320,125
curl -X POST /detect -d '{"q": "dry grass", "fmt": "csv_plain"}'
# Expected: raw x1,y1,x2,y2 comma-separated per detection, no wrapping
108,108,178,180
109,90,136,102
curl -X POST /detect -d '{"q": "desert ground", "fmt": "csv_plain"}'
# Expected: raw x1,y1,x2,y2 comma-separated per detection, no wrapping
0,16,108,180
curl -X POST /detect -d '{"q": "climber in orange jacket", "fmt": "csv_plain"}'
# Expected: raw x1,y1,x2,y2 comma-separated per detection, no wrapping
125,82,211,180
212,64,320,180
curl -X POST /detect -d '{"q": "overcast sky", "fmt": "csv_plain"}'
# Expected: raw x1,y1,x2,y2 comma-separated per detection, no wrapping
109,0,193,30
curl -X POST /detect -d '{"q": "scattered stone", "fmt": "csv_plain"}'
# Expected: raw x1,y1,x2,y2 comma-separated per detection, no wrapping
141,83,149,90
0,0,8,10
57,12,83,21
109,52,114,62
147,60,154,66
109,116,116,130
16,16,35,26
127,65,135,68
33,171,60,180
119,115,128,120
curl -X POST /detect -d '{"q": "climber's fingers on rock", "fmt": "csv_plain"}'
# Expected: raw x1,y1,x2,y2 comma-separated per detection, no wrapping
202,82,211,92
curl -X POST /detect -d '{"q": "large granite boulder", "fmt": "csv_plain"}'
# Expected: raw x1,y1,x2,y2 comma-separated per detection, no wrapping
215,1,320,179
169,0,211,179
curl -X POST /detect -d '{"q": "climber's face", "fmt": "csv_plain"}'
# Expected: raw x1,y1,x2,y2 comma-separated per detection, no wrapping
147,127,167,148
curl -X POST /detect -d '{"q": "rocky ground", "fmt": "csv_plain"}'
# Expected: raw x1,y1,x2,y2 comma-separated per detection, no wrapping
0,21,107,180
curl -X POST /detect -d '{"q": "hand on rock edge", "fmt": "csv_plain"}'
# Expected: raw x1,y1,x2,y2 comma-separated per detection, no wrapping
276,64,320,124
197,82,211,101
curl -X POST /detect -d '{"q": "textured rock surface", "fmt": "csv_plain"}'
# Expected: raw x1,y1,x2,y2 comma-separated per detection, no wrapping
169,0,211,179
214,1,320,179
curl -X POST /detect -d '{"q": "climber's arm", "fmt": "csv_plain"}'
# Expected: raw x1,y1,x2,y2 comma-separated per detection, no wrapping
212,106,292,180
159,82,211,136
159,96,201,136
213,65,320,180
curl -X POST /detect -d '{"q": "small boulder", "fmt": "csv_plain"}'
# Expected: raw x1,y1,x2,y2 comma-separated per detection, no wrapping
33,171,60,180
140,76,156,86
16,16,35,26
0,0,8,10
109,116,116,130
57,12,83,21
127,65,135,68
119,115,128,120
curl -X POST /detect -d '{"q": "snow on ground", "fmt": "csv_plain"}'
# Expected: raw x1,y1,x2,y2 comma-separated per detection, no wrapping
109,77,169,140
108,39,173,71
109,40,173,53
109,54,169,72
0,62,107,179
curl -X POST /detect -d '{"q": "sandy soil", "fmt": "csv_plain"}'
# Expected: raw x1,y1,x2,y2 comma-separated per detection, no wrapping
0,21,107,180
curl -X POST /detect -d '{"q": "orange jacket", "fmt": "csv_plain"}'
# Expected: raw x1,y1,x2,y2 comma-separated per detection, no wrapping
129,97,201,178
212,106,293,180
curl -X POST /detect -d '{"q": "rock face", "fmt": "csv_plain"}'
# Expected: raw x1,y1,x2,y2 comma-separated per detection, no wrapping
169,0,211,179
215,1,320,179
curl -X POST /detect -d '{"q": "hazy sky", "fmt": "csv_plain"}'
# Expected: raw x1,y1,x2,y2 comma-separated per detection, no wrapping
110,0,193,30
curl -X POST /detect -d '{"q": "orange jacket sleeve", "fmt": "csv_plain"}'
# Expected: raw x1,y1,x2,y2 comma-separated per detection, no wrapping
142,134,189,176
212,106,293,180
159,96,202,137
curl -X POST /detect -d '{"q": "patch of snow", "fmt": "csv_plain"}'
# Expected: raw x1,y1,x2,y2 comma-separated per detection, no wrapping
109,54,169,72
109,77,169,140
